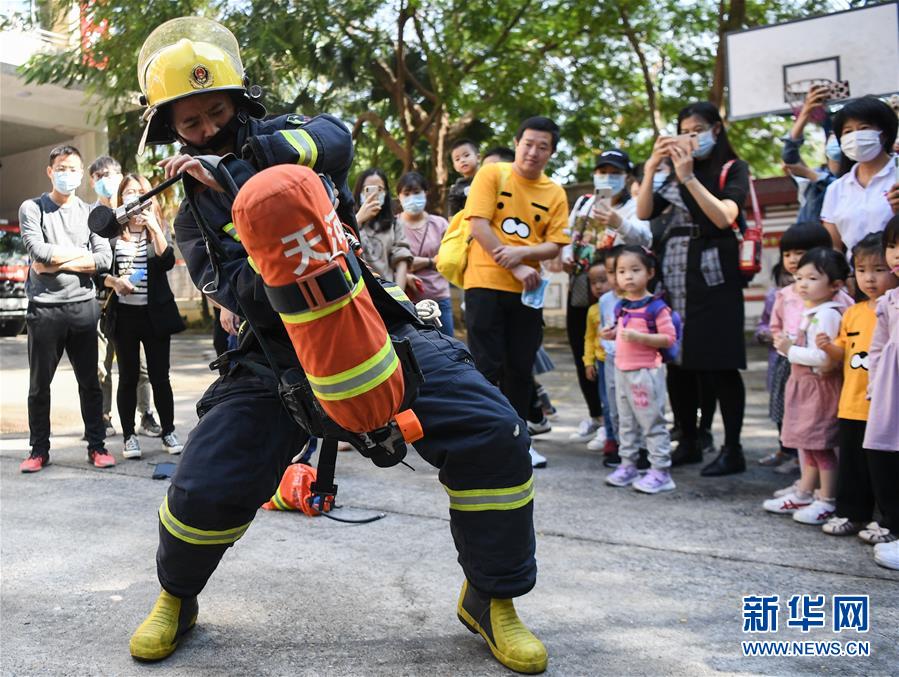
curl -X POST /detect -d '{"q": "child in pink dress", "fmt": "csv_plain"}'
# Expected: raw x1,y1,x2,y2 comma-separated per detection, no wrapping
767,222,852,472
765,248,850,525
866,217,899,571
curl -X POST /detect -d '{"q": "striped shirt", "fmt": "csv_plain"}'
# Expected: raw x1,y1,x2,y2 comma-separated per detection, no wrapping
115,235,148,306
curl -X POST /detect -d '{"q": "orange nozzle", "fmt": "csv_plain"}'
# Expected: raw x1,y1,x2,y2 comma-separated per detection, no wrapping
395,409,423,444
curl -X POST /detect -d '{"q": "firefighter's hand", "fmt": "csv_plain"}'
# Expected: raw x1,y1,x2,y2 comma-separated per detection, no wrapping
158,154,224,192
219,307,241,336
512,264,541,291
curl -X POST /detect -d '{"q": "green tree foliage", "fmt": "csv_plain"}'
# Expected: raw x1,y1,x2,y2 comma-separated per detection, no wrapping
13,0,844,201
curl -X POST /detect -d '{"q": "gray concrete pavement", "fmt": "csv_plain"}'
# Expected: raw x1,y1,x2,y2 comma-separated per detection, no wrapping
1,334,896,676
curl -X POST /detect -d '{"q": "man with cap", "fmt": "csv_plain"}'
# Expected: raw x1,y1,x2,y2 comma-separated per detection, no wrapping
128,17,547,674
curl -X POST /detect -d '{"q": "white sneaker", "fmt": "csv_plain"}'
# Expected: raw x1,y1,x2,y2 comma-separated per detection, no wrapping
122,434,142,459
763,492,812,514
873,541,899,570
585,427,607,451
528,446,547,469
792,500,836,525
527,417,552,436
569,419,599,442
162,432,183,455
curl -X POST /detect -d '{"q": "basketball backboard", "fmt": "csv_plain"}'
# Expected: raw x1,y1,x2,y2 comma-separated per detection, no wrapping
725,2,899,120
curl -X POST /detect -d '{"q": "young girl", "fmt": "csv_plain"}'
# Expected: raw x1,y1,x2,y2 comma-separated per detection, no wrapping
601,246,677,494
865,218,899,570
766,222,840,471
815,233,899,545
765,247,850,524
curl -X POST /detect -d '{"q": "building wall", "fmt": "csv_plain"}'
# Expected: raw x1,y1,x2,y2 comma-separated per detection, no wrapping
0,130,107,222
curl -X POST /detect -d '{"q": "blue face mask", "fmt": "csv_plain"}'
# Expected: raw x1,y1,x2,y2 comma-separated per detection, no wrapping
94,176,120,200
693,130,716,159
593,173,626,194
652,171,669,191
401,193,427,215
53,170,83,195
825,135,842,162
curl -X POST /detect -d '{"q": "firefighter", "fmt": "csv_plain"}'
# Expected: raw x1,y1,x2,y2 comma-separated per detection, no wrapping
128,17,548,674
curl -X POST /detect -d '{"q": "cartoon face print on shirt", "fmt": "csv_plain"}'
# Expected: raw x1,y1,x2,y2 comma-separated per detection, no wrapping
495,185,550,243
846,331,869,370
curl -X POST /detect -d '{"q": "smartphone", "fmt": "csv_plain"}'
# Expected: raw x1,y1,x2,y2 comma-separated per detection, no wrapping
362,185,379,197
594,187,613,203
672,133,698,153
826,80,851,102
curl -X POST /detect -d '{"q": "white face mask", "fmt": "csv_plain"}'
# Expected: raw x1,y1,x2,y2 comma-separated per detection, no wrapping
839,129,883,163
401,193,427,215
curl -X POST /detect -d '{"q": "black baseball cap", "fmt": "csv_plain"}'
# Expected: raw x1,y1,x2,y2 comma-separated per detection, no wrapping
595,149,632,172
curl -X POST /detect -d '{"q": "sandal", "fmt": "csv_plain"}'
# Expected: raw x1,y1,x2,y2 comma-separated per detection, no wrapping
822,517,864,536
758,451,787,467
858,522,898,544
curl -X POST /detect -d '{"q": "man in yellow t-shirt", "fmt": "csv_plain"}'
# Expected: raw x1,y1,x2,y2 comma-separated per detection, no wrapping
463,117,569,468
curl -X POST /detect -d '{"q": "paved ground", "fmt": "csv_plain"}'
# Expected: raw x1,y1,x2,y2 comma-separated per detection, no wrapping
1,333,896,676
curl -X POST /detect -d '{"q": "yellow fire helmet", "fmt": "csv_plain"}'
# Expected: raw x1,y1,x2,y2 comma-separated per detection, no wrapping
136,17,265,153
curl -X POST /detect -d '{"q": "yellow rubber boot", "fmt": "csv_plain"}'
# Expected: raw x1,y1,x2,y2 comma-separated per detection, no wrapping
130,590,198,661
457,579,547,674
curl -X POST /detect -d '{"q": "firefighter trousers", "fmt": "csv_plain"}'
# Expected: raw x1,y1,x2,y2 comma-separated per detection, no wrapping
156,325,537,600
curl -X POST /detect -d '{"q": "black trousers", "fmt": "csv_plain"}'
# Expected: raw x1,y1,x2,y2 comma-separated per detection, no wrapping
464,288,543,422
114,304,176,438
669,366,743,447
566,302,602,418
156,326,536,600
26,299,104,454
836,419,899,530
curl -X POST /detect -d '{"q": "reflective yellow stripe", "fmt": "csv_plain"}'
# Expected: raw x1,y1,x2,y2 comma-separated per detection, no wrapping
279,277,364,325
443,476,534,512
279,129,319,167
158,496,252,545
307,337,400,401
222,222,240,242
384,284,410,303
270,487,291,511
247,256,260,274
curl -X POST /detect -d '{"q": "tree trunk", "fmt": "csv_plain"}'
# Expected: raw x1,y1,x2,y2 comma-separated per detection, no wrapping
710,0,746,116
617,3,662,137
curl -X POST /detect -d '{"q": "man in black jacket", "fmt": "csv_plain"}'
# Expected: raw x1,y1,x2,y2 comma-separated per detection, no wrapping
128,18,547,674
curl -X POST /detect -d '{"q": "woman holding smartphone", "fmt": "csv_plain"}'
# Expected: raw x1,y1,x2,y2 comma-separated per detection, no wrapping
103,174,185,459
636,101,750,477
352,168,413,286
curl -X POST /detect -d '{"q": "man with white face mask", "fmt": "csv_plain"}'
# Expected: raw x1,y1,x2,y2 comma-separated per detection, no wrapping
821,96,899,255
17,145,114,473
